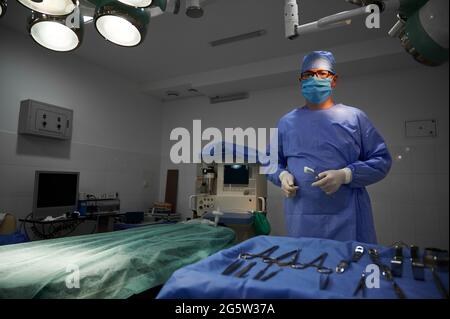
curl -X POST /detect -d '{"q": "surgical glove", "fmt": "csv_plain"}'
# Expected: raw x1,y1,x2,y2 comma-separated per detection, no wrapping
311,168,352,195
279,171,299,198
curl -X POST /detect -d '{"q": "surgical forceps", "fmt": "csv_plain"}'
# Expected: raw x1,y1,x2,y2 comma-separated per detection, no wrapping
291,252,333,274
262,249,300,266
239,245,280,260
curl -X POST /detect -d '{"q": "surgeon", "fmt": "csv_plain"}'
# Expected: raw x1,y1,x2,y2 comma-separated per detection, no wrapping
268,51,392,244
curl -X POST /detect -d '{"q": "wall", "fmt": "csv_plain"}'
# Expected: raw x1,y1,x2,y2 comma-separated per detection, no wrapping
159,62,449,249
0,27,163,228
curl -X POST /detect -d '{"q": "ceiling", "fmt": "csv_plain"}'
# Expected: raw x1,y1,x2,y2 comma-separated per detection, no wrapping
1,0,401,85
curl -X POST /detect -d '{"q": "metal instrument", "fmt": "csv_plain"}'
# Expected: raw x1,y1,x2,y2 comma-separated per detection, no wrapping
240,245,279,260
390,245,404,277
260,269,283,282
369,248,407,299
234,261,257,278
222,259,245,276
291,252,333,274
336,245,364,273
410,245,425,281
353,273,367,297
263,249,299,266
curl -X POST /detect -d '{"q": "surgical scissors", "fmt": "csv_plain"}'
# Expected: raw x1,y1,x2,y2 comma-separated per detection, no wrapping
291,252,333,274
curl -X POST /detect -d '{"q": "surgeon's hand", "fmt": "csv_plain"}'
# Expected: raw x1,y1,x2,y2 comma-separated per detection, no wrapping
311,168,352,195
279,171,299,198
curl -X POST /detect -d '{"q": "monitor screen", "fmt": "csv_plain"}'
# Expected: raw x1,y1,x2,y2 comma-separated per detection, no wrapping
224,165,249,185
33,171,79,217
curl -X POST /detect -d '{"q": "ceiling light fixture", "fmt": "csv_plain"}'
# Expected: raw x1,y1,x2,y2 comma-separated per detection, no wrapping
94,0,150,47
28,11,83,52
0,0,6,18
17,0,77,16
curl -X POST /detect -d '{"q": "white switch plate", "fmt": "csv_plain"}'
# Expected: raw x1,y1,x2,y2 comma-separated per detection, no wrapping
405,120,437,138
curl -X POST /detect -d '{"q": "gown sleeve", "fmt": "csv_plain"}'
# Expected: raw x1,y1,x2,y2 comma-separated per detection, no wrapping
347,111,392,188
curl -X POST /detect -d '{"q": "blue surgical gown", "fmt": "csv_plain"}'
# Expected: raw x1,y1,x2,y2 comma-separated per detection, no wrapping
268,104,392,244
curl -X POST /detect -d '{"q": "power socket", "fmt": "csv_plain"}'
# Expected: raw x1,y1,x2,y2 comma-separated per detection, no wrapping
18,99,73,140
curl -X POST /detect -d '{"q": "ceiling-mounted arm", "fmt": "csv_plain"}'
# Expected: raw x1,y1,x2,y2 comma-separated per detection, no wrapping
148,0,180,16
284,0,399,39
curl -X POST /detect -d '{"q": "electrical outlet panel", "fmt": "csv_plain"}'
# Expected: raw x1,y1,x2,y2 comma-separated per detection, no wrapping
18,99,73,140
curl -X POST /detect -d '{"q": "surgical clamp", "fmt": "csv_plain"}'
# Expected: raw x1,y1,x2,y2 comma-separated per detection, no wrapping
234,261,257,278
262,249,299,266
253,263,274,280
369,248,407,299
291,252,333,274
222,259,245,276
260,269,283,282
336,245,364,274
239,245,280,260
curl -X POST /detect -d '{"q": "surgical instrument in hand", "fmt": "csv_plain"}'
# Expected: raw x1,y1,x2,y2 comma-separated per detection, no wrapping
304,166,321,180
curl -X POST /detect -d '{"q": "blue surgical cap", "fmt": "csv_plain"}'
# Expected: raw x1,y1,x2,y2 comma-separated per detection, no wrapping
301,51,336,74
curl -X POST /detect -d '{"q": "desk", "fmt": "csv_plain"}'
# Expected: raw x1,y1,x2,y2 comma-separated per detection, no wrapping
157,236,449,299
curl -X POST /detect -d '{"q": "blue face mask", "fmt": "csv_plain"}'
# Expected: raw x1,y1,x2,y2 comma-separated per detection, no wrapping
301,77,333,104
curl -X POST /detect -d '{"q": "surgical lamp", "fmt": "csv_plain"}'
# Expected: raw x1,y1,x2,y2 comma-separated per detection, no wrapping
0,0,6,18
388,0,449,66
94,0,150,47
28,10,83,52
284,0,449,66
16,0,78,16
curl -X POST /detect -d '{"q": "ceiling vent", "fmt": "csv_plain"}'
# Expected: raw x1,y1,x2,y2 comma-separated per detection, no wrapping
209,92,249,104
209,30,267,47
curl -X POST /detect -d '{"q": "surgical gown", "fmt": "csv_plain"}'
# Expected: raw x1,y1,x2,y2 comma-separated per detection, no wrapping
268,104,392,244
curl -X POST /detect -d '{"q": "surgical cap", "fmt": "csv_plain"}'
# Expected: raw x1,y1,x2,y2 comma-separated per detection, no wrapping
301,51,336,74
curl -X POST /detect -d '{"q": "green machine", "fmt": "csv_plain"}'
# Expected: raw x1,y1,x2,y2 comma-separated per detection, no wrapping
388,0,449,66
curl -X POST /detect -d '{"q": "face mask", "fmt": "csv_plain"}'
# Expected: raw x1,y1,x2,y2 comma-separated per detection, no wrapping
301,77,333,104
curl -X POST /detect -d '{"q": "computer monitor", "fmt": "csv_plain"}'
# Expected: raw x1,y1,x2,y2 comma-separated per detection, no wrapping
32,171,79,219
223,164,249,186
